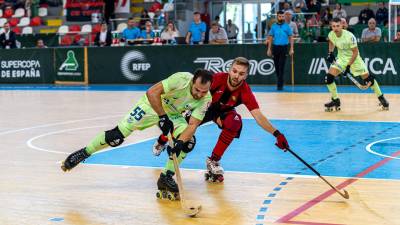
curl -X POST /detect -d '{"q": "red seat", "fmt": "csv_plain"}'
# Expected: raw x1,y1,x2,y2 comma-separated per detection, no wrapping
12,27,21,34
69,24,81,32
30,17,42,26
92,23,101,33
4,8,13,18
9,18,19,27
60,35,73,46
73,34,81,43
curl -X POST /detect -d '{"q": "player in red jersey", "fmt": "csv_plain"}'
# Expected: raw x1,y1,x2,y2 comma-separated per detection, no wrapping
152,57,289,182
202,57,289,182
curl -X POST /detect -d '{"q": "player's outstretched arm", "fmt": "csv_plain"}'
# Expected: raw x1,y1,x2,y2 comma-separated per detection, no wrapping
250,108,289,151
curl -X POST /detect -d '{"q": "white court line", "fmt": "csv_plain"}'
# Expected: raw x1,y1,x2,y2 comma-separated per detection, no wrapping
366,136,400,160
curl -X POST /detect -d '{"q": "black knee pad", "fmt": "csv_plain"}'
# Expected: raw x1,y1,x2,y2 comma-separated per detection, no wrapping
363,74,375,85
182,135,196,154
325,73,335,85
105,126,125,147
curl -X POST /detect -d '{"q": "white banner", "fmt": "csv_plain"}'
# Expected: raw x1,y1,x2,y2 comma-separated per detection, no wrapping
115,0,130,13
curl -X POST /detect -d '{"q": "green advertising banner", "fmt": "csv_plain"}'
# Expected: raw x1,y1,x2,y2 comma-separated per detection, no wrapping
0,48,54,83
54,48,85,82
88,44,288,85
294,43,400,85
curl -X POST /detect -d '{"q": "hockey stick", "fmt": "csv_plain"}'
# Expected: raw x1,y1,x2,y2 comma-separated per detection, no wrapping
286,147,350,199
331,61,370,90
168,136,202,217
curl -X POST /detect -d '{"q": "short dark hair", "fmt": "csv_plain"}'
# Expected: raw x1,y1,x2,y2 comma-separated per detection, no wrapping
332,17,341,23
194,11,200,15
277,10,285,15
193,69,213,85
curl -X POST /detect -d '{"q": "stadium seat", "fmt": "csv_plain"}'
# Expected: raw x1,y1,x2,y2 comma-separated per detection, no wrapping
38,7,48,17
116,23,127,33
17,17,30,27
30,16,42,26
58,25,69,34
22,26,33,34
3,8,13,18
0,18,7,27
60,34,73,46
81,24,92,33
92,23,101,33
349,17,359,26
12,26,21,34
69,24,81,32
12,8,25,18
9,18,19,27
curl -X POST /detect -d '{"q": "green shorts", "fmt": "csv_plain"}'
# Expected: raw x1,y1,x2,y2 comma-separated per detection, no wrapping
331,56,368,77
116,97,187,138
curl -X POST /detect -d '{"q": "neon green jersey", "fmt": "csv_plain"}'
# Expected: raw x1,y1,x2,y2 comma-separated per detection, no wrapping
144,72,211,121
328,29,359,60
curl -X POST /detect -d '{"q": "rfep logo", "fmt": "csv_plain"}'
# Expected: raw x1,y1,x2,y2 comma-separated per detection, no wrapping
121,50,151,81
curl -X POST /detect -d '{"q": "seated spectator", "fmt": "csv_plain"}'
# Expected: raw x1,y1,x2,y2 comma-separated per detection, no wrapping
0,22,16,49
140,21,155,39
375,2,388,25
361,18,381,43
94,22,112,47
394,30,400,42
208,21,228,44
153,8,166,29
225,19,239,43
122,18,141,44
340,18,355,34
359,4,375,24
333,3,347,19
160,21,180,43
282,2,293,14
292,0,307,10
307,0,321,19
186,11,206,44
139,9,151,30
320,7,332,25
284,11,299,38
36,39,47,48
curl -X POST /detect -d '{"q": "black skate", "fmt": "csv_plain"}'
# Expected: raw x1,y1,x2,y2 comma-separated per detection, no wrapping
205,158,224,183
156,171,180,201
61,148,90,172
324,98,341,112
378,95,389,110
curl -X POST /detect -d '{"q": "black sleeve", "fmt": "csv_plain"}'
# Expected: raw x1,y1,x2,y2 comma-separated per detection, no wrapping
94,33,100,46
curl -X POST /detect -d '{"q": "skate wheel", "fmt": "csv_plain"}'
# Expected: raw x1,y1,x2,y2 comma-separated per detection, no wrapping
156,191,162,199
167,192,174,201
162,191,167,199
61,162,68,172
336,107,341,111
204,172,210,181
325,108,333,112
216,175,224,182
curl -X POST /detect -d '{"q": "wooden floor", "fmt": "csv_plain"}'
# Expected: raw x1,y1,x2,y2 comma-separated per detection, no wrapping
1,90,399,225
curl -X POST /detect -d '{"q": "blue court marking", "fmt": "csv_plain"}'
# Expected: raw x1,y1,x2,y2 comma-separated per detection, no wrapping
86,119,400,180
49,217,64,222
1,84,400,94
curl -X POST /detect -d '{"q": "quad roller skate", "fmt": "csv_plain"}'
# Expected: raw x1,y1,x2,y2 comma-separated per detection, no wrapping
205,158,224,183
153,135,168,156
156,171,180,201
61,148,90,172
324,98,341,112
378,95,389,111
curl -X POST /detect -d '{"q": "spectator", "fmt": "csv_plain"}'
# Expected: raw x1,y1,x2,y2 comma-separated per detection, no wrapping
292,0,307,10
361,18,381,43
282,2,293,14
307,0,321,14
284,11,299,38
25,0,32,17
200,2,211,43
394,30,400,42
122,18,141,44
375,2,388,25
0,22,16,49
225,19,239,43
358,4,375,24
381,20,388,42
320,7,332,25
293,3,306,24
103,0,115,24
153,9,166,29
209,21,228,44
333,3,347,19
186,11,206,44
161,21,180,43
36,39,47,48
139,9,151,30
340,18,355,34
94,22,112,47
140,21,155,39
214,15,222,27
255,18,267,39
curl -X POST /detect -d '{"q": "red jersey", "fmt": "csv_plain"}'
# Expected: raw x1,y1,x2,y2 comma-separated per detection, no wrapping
209,72,259,112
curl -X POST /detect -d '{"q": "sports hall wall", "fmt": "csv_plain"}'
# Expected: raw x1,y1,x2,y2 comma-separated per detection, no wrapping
0,43,399,85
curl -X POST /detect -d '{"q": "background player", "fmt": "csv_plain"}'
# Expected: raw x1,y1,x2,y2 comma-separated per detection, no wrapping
61,70,212,200
154,57,290,182
325,17,389,111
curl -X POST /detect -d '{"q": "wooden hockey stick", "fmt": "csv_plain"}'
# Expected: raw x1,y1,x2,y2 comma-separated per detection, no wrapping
286,147,349,199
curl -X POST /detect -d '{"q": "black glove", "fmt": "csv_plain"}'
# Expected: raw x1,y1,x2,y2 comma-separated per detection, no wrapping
167,139,184,157
326,52,335,64
344,65,351,75
158,114,173,136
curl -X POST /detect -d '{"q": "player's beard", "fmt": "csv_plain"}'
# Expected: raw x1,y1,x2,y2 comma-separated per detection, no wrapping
228,76,242,88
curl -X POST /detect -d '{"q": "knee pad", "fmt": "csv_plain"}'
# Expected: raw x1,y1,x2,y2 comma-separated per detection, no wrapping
221,111,243,138
325,73,335,85
363,74,375,85
182,135,196,154
105,126,125,147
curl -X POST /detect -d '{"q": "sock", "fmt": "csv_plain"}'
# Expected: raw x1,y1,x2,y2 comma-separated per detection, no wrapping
327,82,339,100
370,80,383,97
163,152,187,174
210,130,235,161
85,131,108,155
